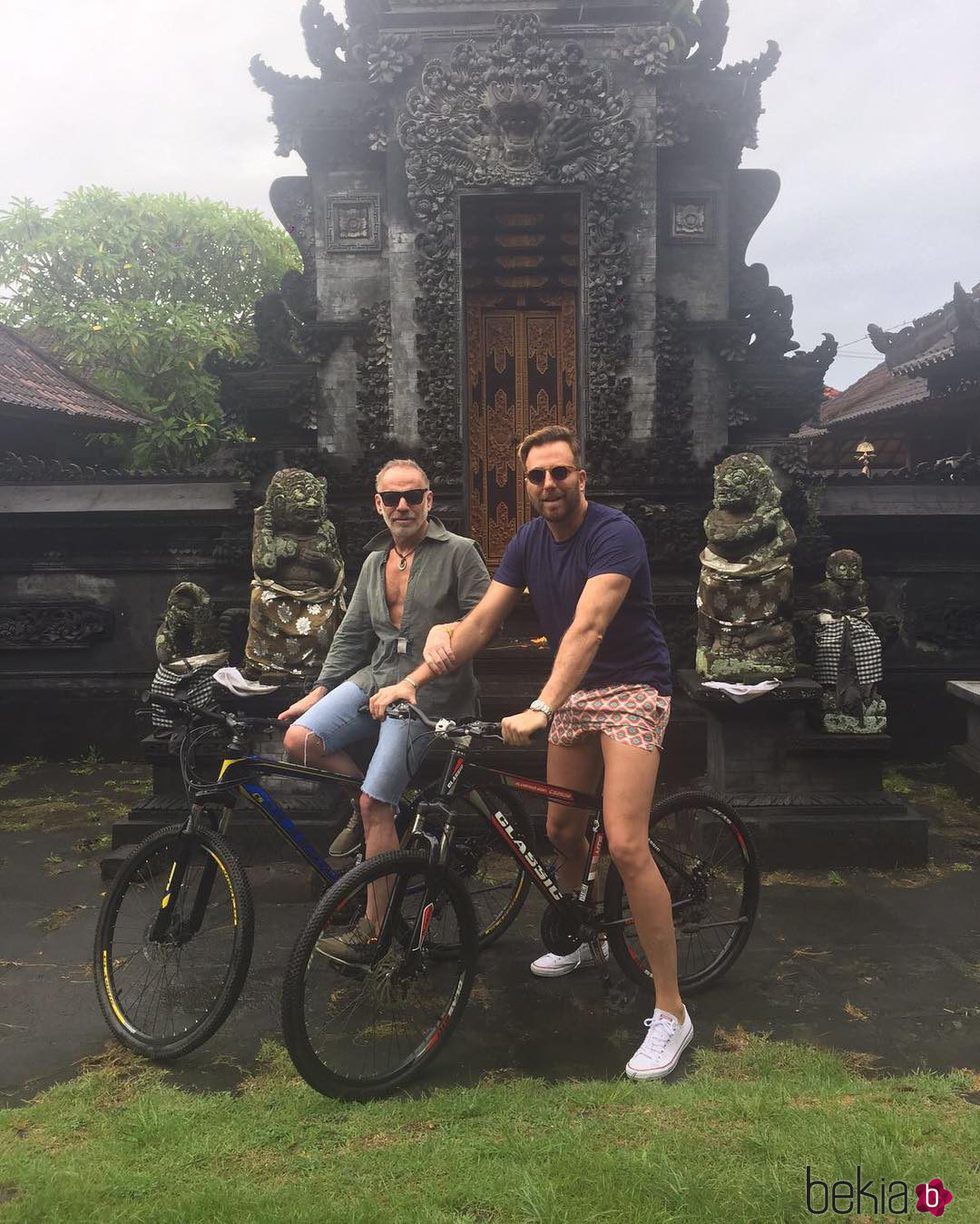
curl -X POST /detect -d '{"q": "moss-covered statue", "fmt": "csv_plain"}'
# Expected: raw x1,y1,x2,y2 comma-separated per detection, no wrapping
811,549,886,733
155,582,221,665
243,469,345,681
696,453,797,681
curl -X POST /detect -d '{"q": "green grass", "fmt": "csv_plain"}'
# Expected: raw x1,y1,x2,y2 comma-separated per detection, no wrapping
1,1034,977,1223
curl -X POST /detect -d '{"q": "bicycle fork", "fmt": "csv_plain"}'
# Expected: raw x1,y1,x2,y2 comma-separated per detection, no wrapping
147,806,225,943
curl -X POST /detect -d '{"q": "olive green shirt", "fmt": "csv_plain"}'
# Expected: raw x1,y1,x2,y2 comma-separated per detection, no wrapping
315,518,490,717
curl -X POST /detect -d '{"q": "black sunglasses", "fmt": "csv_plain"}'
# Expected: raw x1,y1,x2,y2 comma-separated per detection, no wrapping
524,465,578,486
379,488,428,507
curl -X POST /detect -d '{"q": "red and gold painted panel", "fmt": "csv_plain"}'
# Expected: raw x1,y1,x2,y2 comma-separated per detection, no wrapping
466,291,577,565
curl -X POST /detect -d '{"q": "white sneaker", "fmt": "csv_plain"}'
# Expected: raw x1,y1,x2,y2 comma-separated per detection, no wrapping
529,941,608,978
625,1007,694,1081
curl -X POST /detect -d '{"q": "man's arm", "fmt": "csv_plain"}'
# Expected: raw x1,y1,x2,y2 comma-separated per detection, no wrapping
501,573,630,745
367,581,520,719
422,542,490,674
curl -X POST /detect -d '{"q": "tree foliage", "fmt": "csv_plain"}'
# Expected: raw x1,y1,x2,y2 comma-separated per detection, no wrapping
0,188,300,470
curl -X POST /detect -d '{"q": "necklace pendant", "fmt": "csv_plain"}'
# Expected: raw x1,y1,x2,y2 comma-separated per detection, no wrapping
398,557,407,571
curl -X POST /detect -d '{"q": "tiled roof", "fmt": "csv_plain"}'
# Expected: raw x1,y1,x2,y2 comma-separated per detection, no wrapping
892,337,957,376
819,361,930,427
870,280,980,372
0,326,146,428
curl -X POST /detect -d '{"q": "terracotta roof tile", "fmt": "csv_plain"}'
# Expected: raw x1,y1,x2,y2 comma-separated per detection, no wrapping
819,360,930,426
0,326,147,428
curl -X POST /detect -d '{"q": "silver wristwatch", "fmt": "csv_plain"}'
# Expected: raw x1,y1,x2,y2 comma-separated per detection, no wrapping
529,698,555,722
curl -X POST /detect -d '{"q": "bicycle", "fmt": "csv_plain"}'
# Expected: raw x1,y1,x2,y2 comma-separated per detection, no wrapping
93,691,534,1060
280,701,760,1099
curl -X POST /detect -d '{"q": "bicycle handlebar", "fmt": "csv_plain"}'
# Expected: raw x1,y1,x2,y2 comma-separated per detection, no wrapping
140,691,281,734
384,700,504,741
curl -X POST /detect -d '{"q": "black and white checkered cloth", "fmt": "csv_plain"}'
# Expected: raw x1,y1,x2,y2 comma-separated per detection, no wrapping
815,616,883,686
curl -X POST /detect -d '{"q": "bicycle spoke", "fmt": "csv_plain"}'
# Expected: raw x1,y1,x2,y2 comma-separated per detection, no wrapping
605,793,758,992
284,852,476,1097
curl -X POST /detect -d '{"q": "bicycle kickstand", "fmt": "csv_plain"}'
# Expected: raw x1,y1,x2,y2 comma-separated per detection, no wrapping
591,935,636,1013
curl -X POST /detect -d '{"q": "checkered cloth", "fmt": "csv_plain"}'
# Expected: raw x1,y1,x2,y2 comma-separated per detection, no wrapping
815,616,882,687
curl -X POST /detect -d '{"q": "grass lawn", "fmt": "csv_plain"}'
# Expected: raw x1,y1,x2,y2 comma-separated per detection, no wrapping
1,1032,977,1223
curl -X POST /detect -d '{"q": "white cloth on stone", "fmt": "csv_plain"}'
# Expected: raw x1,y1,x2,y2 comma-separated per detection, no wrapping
700,679,782,703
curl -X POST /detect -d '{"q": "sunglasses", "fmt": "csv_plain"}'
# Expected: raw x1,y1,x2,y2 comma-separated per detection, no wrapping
378,488,428,507
524,465,578,486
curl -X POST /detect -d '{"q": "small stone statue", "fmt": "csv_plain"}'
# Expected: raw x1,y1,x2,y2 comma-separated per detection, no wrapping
155,582,221,665
696,452,797,681
811,549,886,733
243,468,345,681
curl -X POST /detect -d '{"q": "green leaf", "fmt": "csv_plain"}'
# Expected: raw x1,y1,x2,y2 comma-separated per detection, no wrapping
0,186,300,472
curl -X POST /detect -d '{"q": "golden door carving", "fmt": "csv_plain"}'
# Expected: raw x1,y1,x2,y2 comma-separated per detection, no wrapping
466,292,577,566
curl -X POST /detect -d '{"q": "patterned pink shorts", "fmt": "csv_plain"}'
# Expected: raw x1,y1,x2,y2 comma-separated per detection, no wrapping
549,684,671,753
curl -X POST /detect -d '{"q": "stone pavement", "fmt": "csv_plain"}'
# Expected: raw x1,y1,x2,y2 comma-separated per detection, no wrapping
1,765,978,1105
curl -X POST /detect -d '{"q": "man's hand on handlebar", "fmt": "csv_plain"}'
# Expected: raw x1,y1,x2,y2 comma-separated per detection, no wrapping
277,686,326,725
368,681,417,721
501,708,549,747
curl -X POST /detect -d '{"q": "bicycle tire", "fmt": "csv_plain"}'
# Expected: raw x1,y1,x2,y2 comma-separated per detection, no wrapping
604,791,759,993
430,784,533,951
281,850,477,1100
94,823,254,1059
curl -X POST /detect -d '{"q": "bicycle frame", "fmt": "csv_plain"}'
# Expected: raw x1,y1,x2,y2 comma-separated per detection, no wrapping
421,737,608,912
208,755,362,883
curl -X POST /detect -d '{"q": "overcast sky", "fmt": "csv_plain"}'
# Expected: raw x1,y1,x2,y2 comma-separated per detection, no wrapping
2,1,978,390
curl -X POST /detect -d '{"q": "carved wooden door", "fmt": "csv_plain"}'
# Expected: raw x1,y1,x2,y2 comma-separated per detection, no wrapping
466,292,577,566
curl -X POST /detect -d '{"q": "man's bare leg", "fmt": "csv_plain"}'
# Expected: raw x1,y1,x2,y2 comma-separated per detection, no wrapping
282,725,363,783
361,792,399,928
600,735,683,1021
545,737,603,893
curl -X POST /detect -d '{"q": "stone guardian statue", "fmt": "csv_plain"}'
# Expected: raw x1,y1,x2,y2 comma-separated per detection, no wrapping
696,452,797,681
155,581,221,665
811,549,886,733
243,469,345,681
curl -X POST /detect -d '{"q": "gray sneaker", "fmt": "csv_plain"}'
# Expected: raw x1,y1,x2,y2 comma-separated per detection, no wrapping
315,916,377,966
329,804,363,857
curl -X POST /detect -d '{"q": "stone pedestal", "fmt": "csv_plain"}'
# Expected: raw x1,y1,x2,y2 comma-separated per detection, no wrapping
946,681,980,800
678,671,927,868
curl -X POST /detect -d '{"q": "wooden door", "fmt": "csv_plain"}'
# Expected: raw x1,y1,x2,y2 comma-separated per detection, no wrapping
466,292,577,566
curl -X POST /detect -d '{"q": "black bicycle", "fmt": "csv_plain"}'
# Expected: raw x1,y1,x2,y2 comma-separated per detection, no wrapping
281,702,760,1099
93,692,534,1060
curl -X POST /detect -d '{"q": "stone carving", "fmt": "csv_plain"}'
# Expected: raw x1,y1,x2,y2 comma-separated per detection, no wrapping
618,19,697,78
244,469,346,680
155,583,221,665
326,194,382,252
696,453,797,681
0,453,125,481
396,13,639,472
354,301,393,457
270,176,317,321
0,602,113,650
809,550,886,734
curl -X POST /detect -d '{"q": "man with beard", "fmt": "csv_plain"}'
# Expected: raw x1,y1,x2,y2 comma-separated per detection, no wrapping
279,458,489,956
370,426,689,1080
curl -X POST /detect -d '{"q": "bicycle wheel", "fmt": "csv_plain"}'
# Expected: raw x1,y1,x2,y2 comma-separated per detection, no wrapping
94,823,254,1059
604,791,759,992
433,784,533,950
281,850,477,1100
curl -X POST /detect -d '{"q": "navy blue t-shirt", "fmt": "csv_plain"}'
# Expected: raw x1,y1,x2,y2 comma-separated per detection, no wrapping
494,502,672,694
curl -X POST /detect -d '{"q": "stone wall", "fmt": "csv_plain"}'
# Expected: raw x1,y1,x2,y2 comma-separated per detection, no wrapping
0,480,247,759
